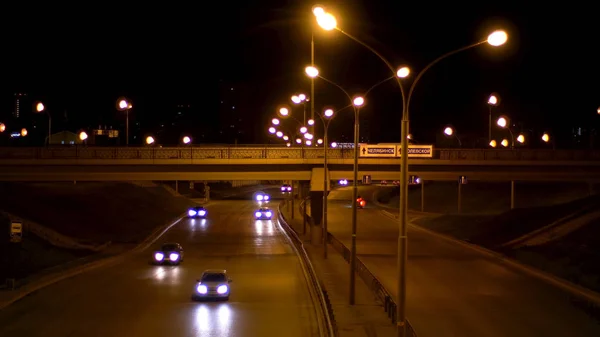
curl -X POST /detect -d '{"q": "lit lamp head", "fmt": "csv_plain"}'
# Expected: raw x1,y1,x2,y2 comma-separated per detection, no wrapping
352,96,365,107
278,106,290,117
541,133,550,143
305,66,319,78
330,142,337,148
501,139,509,147
300,126,308,134
286,142,291,147
35,102,45,113
312,5,325,17
295,138,302,144
268,127,276,134
182,136,191,144
488,94,500,106
146,136,155,145
496,116,508,128
487,30,508,46
308,119,315,126
443,127,454,136
0,123,5,133
116,97,132,111
271,118,280,125
489,140,497,148
283,135,289,141
516,134,525,144
316,12,337,31
79,131,88,141
21,128,28,137
396,67,410,78
317,138,323,145
276,131,283,138
324,109,334,118
305,140,312,146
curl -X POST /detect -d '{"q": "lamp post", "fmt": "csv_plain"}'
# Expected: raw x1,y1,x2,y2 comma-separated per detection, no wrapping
487,94,500,141
34,102,49,145
291,94,309,125
116,97,132,146
443,126,462,147
305,65,363,303
79,131,88,144
315,107,337,258
313,6,508,336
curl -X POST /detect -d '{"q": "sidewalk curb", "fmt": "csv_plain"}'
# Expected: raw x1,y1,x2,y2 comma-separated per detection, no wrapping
0,209,193,311
380,210,600,306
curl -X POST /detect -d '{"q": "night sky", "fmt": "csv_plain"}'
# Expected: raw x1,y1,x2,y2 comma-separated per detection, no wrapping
3,1,599,147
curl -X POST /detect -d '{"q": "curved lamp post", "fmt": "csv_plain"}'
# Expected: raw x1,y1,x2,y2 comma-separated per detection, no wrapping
443,126,462,147
313,6,508,335
34,101,50,145
487,93,500,141
116,97,133,146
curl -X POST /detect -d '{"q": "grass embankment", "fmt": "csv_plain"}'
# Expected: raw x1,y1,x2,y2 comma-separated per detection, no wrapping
0,182,197,280
378,181,593,214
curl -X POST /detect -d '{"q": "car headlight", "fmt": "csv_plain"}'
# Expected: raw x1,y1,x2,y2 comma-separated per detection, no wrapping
255,211,262,218
217,285,229,294
197,284,208,294
264,195,270,200
169,253,179,261
188,210,197,216
256,195,263,201
287,187,292,191
198,210,206,216
154,252,164,261
265,212,272,217
281,186,285,191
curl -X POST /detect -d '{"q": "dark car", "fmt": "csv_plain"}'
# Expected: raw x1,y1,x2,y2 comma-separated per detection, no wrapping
281,184,292,192
188,206,207,218
191,269,232,301
254,207,273,220
152,242,184,265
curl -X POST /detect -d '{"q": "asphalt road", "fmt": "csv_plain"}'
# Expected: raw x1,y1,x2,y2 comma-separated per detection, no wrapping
325,186,600,337
0,199,318,337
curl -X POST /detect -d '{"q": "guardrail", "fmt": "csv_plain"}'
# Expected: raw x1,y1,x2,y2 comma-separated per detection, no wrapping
300,200,417,337
277,202,337,337
1,146,599,161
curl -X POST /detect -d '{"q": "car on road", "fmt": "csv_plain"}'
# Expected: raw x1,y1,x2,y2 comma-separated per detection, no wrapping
188,206,207,218
152,242,184,265
281,184,292,192
356,196,366,208
255,207,273,220
255,193,270,202
191,269,232,301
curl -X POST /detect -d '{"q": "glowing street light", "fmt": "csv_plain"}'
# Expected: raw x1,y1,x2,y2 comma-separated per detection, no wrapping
497,116,508,128
542,133,550,143
308,119,315,126
352,96,364,107
487,30,508,46
272,118,280,125
291,95,301,104
268,127,276,134
283,135,289,141
305,66,319,78
21,128,28,137
182,136,192,144
489,140,497,147
35,102,45,112
276,131,283,138
501,139,509,147
79,131,88,141
300,126,308,134
278,107,290,117
317,138,323,144
286,142,291,147
324,109,334,117
331,142,337,148
316,12,337,30
146,136,155,145
116,97,133,146
0,123,5,133
487,93,500,141
312,5,324,16
444,127,454,136
488,94,499,106
34,101,51,145
396,67,410,78
305,140,312,146
296,138,302,144
516,134,525,144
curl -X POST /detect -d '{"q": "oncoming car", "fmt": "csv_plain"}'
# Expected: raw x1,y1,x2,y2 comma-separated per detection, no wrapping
281,184,292,192
255,207,273,220
255,193,270,202
188,206,207,218
192,269,232,301
153,242,184,265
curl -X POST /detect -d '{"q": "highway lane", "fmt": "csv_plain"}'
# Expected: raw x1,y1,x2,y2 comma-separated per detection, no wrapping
325,187,600,337
0,200,318,337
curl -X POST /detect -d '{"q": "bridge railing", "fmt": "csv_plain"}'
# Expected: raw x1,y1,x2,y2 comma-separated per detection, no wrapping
0,146,599,161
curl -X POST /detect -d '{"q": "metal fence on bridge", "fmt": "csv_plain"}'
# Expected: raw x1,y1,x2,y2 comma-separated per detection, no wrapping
0,146,599,161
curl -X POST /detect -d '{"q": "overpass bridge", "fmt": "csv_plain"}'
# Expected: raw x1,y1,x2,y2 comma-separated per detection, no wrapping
0,146,599,182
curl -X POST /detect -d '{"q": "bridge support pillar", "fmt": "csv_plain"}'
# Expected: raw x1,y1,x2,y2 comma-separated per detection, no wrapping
510,180,515,209
310,191,323,245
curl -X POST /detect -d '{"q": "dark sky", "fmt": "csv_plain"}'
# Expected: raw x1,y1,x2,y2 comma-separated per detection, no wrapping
3,1,599,146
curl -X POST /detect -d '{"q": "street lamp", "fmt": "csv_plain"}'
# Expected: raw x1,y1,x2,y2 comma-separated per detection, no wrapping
79,131,88,141
272,118,280,125
497,116,515,148
443,126,462,147
300,126,308,134
542,132,550,143
314,6,508,335
146,136,155,145
182,136,192,144
21,128,28,137
516,134,525,144
286,142,291,147
116,97,132,146
305,64,366,302
276,131,284,138
296,138,302,144
487,93,500,141
501,139,509,147
489,139,497,147
331,142,337,148
268,127,277,134
34,101,50,145
291,93,309,125
0,123,5,133
314,107,337,258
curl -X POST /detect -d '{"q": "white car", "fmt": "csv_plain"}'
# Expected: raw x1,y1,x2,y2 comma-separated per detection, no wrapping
192,269,232,301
